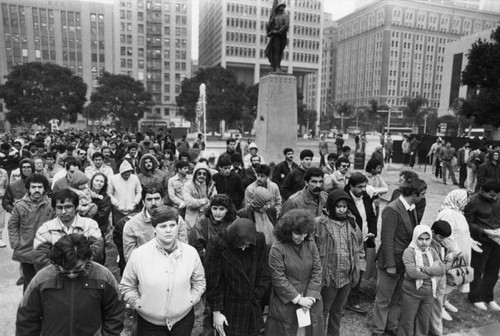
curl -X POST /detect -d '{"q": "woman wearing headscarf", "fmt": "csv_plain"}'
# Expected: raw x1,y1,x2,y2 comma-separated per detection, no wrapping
238,187,277,246
316,190,364,336
399,225,445,336
434,189,482,316
265,209,324,336
205,218,270,336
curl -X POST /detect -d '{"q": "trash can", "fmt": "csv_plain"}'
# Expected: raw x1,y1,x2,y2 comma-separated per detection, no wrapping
354,152,366,170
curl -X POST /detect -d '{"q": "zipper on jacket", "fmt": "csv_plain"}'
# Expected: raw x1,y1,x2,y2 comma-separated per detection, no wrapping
70,279,75,336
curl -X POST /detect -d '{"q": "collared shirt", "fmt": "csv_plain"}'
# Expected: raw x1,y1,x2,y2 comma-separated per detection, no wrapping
350,191,368,237
325,218,351,288
399,195,415,211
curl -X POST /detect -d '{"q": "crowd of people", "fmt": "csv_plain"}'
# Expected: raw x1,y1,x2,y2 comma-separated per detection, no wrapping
1,126,499,336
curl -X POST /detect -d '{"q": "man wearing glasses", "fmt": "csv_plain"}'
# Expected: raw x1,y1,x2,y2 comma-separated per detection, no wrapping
33,188,103,271
183,161,217,231
324,156,351,192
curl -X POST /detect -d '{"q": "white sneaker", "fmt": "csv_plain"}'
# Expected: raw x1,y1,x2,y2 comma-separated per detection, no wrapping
444,300,458,313
474,302,488,310
442,308,452,321
488,301,500,311
0,239,6,248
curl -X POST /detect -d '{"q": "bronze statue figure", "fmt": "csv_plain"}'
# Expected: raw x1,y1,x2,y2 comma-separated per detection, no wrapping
265,0,289,73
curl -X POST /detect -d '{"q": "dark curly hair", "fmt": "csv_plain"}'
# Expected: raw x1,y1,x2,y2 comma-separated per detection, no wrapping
204,194,237,222
275,209,315,243
24,173,50,192
365,158,382,173
49,233,93,270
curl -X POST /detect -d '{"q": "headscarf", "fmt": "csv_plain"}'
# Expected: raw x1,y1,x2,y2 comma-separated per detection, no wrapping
325,189,351,220
409,225,437,297
440,189,468,213
251,187,272,211
226,218,257,249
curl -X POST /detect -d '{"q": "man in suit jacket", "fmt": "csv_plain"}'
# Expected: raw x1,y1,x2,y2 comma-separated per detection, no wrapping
344,173,378,314
457,142,471,188
372,178,427,336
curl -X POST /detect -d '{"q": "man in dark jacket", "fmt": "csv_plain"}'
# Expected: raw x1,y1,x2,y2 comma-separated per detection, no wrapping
281,167,326,217
3,158,35,213
281,149,314,201
212,157,244,209
16,234,124,336
475,150,500,192
272,147,298,192
344,173,377,314
372,178,427,336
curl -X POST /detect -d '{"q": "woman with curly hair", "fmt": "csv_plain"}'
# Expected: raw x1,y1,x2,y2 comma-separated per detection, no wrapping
191,194,237,260
265,209,324,336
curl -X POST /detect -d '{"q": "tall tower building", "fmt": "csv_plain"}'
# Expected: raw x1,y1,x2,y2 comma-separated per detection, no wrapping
199,0,323,86
334,0,499,115
114,0,192,127
0,0,114,95
320,18,337,119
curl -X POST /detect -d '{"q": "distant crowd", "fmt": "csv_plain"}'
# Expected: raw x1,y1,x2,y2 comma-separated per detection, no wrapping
0,126,498,336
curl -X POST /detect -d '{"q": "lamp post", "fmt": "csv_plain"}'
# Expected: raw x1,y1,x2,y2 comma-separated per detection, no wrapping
199,83,207,145
387,103,392,134
340,112,345,133
423,114,428,134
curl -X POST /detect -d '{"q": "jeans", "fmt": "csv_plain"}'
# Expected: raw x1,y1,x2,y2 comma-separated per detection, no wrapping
398,280,433,336
372,268,405,334
441,160,457,184
21,263,37,293
469,241,500,303
322,284,352,336
137,309,194,336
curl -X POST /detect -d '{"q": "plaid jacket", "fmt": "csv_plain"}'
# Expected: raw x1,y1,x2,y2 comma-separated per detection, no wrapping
205,231,270,336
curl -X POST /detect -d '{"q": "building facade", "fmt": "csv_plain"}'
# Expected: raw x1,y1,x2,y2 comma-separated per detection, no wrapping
334,0,499,116
113,0,192,129
199,0,324,124
0,0,192,131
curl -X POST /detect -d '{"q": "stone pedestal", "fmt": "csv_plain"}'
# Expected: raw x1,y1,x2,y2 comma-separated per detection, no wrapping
255,74,297,165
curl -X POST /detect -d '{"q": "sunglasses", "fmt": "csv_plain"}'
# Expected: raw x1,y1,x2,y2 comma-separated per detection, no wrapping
197,171,207,176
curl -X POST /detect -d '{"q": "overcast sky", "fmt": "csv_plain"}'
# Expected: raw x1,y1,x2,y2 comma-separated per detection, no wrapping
191,0,356,60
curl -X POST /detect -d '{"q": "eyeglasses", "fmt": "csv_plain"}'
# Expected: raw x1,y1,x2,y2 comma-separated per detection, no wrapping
197,171,207,176
55,205,75,212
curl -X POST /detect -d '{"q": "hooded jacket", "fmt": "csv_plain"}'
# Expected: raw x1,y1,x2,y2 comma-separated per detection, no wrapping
182,162,217,228
2,158,35,213
138,154,168,190
314,190,364,287
108,161,142,214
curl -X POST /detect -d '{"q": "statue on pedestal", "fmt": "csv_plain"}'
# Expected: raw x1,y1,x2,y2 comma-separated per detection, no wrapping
265,0,289,73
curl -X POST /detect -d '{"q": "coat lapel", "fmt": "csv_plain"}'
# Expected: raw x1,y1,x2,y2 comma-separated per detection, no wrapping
396,199,414,236
221,246,252,283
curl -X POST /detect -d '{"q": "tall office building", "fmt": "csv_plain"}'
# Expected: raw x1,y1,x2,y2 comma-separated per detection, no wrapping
199,0,324,109
319,16,337,118
334,0,499,115
113,0,192,128
0,0,192,130
0,0,114,99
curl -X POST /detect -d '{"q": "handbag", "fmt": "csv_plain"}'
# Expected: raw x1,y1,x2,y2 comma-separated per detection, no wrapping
446,255,474,286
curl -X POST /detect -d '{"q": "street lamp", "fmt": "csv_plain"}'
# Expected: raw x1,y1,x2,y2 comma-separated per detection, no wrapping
340,112,345,133
386,104,391,132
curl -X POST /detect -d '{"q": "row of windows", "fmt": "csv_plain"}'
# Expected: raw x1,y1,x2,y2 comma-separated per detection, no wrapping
226,46,256,58
293,38,320,50
226,31,256,44
227,3,256,15
293,11,320,24
292,24,320,37
227,17,257,30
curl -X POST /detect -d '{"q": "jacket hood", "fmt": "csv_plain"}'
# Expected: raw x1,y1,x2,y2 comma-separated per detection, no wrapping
19,158,35,179
69,170,89,187
325,189,351,220
226,218,257,249
139,154,159,173
192,161,212,182
119,160,134,174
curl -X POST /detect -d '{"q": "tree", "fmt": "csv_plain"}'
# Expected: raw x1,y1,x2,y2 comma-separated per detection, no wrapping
403,95,428,127
0,62,87,125
335,102,354,132
461,26,500,126
176,66,246,130
86,72,151,131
